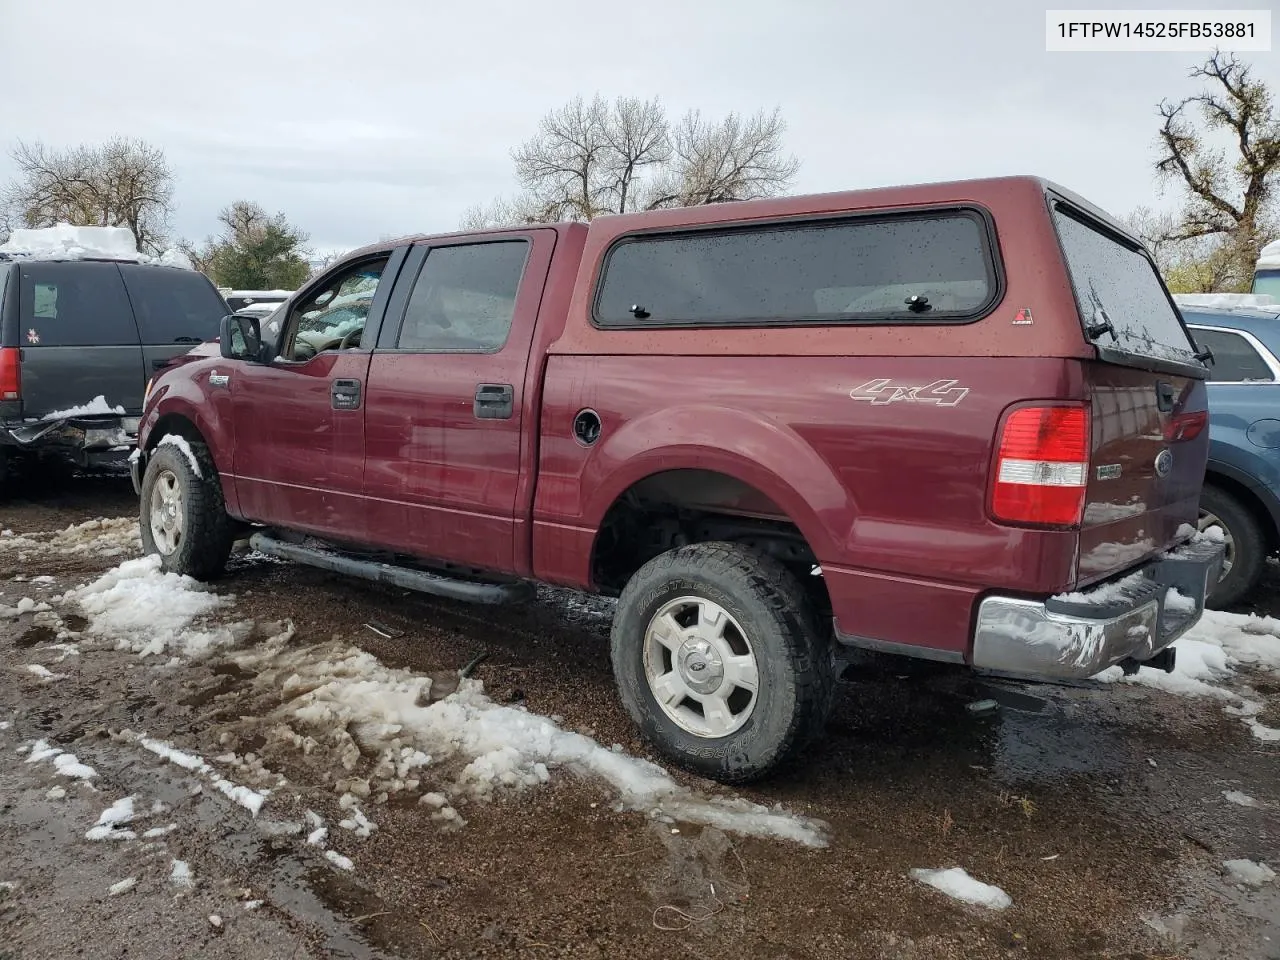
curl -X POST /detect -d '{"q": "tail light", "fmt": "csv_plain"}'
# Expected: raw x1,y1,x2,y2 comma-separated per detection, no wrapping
0,348,19,402
991,404,1090,527
1164,410,1207,442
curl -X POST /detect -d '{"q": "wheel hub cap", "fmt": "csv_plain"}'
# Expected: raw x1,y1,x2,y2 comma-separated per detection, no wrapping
677,638,724,694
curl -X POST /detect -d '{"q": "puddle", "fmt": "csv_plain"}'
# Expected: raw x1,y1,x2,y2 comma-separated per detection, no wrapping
16,625,57,649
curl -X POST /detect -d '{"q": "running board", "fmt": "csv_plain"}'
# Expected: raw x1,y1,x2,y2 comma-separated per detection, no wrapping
248,533,534,606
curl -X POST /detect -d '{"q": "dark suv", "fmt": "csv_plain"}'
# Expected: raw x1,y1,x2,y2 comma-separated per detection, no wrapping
0,256,229,484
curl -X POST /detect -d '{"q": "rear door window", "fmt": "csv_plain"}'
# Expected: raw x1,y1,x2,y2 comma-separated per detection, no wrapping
1051,204,1199,367
18,262,138,346
119,265,229,343
594,212,996,326
1188,327,1276,382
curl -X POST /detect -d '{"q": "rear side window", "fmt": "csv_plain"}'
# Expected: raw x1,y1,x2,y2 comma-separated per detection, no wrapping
1189,327,1276,382
397,241,529,352
594,213,996,327
18,262,138,346
1052,205,1198,365
119,265,228,343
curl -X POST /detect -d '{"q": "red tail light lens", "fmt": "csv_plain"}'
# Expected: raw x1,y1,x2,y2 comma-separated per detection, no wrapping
1164,410,1207,442
991,405,1090,527
0,348,19,401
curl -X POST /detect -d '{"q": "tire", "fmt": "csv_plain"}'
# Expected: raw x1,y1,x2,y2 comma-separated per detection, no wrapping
139,440,234,580
1200,483,1266,608
610,542,835,784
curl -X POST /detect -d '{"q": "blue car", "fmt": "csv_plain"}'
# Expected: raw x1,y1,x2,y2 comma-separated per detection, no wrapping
1180,303,1280,606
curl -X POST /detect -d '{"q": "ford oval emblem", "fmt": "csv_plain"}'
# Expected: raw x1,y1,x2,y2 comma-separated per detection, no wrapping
1154,449,1173,478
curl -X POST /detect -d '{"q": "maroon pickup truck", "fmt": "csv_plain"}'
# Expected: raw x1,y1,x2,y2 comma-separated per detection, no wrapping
133,176,1224,782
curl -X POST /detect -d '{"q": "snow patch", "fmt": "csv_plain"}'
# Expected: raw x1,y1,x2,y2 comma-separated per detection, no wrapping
86,796,137,841
1223,859,1276,887
170,860,194,888
40,395,126,421
910,867,1012,910
22,739,96,780
1052,571,1148,606
1175,292,1278,309
1,597,52,618
142,824,178,839
107,876,137,896
25,664,66,682
158,434,202,478
133,734,269,817
325,850,354,871
239,639,827,847
1223,790,1265,809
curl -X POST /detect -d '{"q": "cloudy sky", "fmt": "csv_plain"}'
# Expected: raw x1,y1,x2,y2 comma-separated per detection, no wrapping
2,0,1276,255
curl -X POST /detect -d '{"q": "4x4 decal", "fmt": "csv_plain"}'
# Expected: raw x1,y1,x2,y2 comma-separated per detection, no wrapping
848,378,970,407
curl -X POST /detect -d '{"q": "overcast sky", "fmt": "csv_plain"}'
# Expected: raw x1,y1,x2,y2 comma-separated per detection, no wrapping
2,0,1276,255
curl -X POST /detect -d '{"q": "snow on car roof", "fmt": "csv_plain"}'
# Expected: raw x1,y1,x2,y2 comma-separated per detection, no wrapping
1258,240,1280,270
1175,293,1278,310
0,223,192,268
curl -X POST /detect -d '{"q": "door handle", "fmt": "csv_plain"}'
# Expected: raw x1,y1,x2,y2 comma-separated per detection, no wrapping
332,378,362,411
474,383,514,420
1155,381,1175,412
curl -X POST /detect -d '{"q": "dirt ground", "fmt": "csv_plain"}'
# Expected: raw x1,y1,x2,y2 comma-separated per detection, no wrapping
1,473,1278,960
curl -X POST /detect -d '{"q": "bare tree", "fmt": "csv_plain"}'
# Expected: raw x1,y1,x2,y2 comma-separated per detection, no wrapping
1,137,175,253
1153,51,1280,290
464,96,798,228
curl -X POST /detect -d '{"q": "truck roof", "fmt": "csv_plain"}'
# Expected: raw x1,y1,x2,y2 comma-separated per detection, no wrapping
339,175,1133,261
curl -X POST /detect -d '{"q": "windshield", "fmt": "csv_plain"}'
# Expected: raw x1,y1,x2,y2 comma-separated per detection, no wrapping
1253,269,1280,300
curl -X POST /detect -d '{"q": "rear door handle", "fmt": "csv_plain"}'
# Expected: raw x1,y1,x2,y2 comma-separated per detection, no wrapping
1156,381,1175,412
474,383,514,420
332,378,362,411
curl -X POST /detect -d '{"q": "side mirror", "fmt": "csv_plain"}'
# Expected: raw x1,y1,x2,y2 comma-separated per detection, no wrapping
220,314,263,362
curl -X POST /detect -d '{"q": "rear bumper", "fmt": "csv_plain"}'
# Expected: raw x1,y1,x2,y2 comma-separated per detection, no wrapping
972,536,1225,681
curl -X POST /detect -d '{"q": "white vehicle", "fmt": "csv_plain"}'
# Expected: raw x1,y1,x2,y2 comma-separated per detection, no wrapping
224,289,293,313
1254,240,1280,299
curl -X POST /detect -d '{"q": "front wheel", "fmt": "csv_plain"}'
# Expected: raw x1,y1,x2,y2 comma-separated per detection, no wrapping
139,440,234,580
610,542,834,784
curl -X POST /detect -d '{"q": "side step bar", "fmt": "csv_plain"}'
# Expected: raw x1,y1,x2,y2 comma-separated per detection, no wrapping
248,533,534,606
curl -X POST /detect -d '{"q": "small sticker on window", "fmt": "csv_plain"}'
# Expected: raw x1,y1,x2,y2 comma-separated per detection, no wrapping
26,328,40,344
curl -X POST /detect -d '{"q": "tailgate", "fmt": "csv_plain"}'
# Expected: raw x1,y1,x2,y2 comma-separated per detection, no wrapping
1049,199,1211,585
1079,364,1208,582
8,261,146,421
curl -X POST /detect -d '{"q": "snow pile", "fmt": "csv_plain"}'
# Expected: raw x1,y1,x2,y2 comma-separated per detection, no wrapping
23,739,97,780
235,638,827,847
131,734,270,817
41,396,127,421
70,556,244,658
1223,859,1276,888
107,877,137,896
86,797,137,841
1095,609,1280,740
909,867,1012,910
0,223,191,269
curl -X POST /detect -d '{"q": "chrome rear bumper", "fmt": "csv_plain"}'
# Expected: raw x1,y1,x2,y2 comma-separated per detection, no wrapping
972,536,1225,681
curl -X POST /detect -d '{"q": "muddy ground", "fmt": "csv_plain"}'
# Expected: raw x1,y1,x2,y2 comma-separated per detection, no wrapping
1,473,1278,960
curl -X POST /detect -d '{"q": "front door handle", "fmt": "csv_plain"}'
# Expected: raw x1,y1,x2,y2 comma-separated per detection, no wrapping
332,378,362,411
474,383,514,420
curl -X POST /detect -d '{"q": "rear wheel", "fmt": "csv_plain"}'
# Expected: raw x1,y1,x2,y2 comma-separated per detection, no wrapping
139,441,233,580
610,542,834,783
1200,484,1265,608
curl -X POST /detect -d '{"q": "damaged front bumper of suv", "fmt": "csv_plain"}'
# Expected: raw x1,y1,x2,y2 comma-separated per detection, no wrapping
972,536,1225,682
